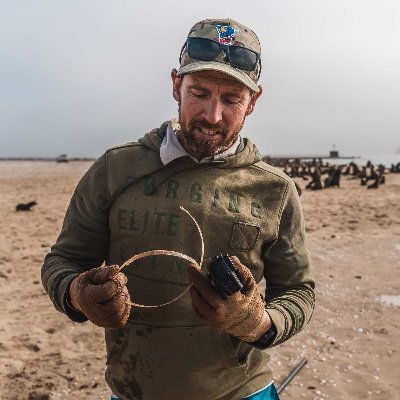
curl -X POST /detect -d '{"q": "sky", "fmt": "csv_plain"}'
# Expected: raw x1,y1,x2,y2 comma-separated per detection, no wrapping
1,0,399,158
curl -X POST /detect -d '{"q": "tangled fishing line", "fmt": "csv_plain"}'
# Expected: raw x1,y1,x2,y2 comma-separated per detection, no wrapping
117,206,204,308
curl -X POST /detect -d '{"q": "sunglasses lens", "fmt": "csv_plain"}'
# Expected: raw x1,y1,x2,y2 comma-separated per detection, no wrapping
186,37,259,72
188,38,222,61
228,46,258,71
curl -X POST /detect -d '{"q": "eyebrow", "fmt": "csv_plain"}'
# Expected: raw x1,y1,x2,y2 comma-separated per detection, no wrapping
187,84,209,92
187,84,245,99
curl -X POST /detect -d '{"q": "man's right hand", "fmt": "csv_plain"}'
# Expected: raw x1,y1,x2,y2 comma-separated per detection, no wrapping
69,265,131,329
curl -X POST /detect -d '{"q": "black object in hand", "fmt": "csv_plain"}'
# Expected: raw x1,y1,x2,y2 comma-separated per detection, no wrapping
208,254,243,296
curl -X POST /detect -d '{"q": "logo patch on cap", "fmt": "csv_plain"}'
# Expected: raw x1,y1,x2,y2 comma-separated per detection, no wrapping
215,25,235,45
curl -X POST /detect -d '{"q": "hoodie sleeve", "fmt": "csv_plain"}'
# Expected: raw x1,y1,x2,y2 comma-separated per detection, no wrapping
262,179,315,347
41,153,110,321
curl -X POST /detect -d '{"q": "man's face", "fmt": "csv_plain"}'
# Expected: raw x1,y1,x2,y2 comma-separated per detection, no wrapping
171,69,262,161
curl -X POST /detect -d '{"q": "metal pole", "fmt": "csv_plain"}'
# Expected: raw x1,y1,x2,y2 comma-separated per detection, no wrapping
276,357,308,395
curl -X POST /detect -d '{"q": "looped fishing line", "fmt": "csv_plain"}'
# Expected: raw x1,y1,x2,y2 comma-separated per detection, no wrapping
118,206,204,308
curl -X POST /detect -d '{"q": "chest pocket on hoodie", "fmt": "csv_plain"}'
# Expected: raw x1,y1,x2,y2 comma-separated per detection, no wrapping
229,222,261,251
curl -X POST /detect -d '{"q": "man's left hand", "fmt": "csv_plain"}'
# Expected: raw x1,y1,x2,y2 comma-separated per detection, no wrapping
187,256,271,342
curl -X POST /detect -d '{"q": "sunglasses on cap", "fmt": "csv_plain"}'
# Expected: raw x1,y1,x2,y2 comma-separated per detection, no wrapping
180,37,261,72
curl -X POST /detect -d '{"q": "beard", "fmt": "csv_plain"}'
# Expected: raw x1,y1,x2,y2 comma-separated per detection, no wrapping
177,103,246,161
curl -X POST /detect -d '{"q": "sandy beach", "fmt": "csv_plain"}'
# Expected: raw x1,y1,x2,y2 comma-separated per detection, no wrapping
0,160,399,400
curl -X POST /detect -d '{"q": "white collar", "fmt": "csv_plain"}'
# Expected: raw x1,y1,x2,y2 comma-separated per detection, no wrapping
160,119,240,166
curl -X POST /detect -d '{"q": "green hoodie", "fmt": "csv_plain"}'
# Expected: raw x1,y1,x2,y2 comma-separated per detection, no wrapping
42,122,314,400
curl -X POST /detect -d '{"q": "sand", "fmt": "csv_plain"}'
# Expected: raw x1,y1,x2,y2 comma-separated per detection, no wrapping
0,160,399,400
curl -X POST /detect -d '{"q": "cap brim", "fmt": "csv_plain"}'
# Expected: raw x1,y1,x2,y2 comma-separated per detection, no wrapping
177,61,259,93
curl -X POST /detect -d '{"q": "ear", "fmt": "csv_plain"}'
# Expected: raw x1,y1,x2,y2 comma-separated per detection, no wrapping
171,68,182,102
246,85,263,116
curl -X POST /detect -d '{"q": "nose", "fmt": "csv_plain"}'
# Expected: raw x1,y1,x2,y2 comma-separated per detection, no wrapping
202,97,223,125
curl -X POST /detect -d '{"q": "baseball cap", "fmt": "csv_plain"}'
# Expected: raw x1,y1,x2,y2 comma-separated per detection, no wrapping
178,18,261,92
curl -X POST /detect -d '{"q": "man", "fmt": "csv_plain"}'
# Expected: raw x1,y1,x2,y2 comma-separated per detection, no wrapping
42,18,314,400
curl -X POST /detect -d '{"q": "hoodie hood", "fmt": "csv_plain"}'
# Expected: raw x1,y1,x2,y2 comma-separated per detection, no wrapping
138,120,262,169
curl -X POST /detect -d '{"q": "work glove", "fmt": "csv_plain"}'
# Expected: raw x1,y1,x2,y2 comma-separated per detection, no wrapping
187,256,270,342
69,265,131,329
